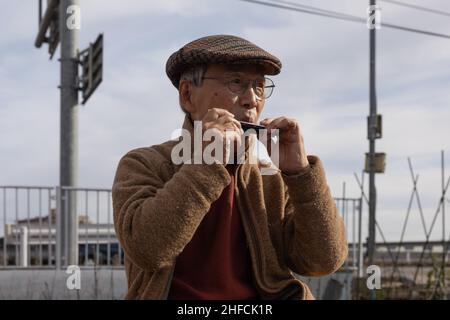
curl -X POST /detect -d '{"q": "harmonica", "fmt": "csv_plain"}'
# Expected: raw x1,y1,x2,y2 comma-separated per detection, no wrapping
239,121,266,132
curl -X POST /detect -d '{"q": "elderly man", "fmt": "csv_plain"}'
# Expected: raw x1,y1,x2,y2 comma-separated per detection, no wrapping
112,35,348,300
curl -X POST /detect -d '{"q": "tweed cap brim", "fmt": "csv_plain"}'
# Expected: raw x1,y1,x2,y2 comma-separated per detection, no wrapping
166,35,282,88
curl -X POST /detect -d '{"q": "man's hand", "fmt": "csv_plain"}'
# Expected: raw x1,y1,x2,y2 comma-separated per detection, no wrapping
199,108,243,164
259,117,309,175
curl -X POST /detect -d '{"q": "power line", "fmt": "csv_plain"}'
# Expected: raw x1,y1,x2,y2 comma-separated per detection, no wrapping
382,21,450,39
240,0,450,39
243,0,365,23
380,0,450,18
273,0,450,19
268,0,364,22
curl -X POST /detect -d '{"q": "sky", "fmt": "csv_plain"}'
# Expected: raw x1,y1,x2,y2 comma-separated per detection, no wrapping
1,0,450,242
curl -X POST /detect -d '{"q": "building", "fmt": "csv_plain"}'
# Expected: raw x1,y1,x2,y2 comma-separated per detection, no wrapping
1,209,122,267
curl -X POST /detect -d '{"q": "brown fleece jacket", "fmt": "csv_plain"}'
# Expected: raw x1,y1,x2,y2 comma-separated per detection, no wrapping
112,116,348,300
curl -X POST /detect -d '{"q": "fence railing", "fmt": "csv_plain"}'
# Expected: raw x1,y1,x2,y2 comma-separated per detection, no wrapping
1,186,123,269
335,197,364,277
1,185,361,271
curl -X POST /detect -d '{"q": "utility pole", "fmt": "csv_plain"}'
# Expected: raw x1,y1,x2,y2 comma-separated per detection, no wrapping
35,0,103,268
368,0,377,267
366,0,385,281
366,0,387,300
59,0,79,267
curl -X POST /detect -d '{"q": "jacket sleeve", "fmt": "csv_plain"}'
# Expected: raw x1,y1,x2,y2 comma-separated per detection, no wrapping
112,149,230,272
281,155,348,277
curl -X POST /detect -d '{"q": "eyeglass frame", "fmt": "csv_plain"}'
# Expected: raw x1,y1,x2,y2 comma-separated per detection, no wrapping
201,75,275,100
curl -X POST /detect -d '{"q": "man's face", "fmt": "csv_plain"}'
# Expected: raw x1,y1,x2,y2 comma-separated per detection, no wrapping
186,64,266,123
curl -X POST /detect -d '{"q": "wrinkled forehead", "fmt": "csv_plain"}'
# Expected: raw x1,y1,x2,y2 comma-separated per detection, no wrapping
207,63,265,78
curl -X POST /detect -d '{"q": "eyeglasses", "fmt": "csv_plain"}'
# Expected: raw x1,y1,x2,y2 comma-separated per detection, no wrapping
202,76,275,100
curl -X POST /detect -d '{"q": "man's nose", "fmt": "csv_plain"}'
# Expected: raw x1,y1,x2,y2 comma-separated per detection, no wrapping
239,84,260,109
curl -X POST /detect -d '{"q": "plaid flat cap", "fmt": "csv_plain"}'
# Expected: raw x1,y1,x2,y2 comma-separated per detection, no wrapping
166,35,282,88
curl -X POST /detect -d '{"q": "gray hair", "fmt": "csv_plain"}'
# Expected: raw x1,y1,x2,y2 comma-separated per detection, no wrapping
178,64,208,114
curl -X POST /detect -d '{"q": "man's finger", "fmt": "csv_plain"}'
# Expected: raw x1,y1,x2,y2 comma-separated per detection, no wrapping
217,118,242,134
209,121,242,135
266,117,285,129
260,118,273,126
280,118,296,130
216,115,239,126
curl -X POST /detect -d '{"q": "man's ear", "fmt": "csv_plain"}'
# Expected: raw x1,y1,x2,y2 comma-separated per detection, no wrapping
179,80,196,114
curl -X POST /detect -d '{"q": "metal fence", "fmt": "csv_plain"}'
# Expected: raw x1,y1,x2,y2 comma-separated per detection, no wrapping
335,197,364,277
0,186,122,269
1,185,361,273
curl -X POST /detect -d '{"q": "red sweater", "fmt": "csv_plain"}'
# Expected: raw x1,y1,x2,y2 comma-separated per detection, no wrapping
167,165,259,300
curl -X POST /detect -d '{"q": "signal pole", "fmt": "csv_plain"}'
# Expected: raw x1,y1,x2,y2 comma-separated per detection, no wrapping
59,0,79,266
36,0,102,268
